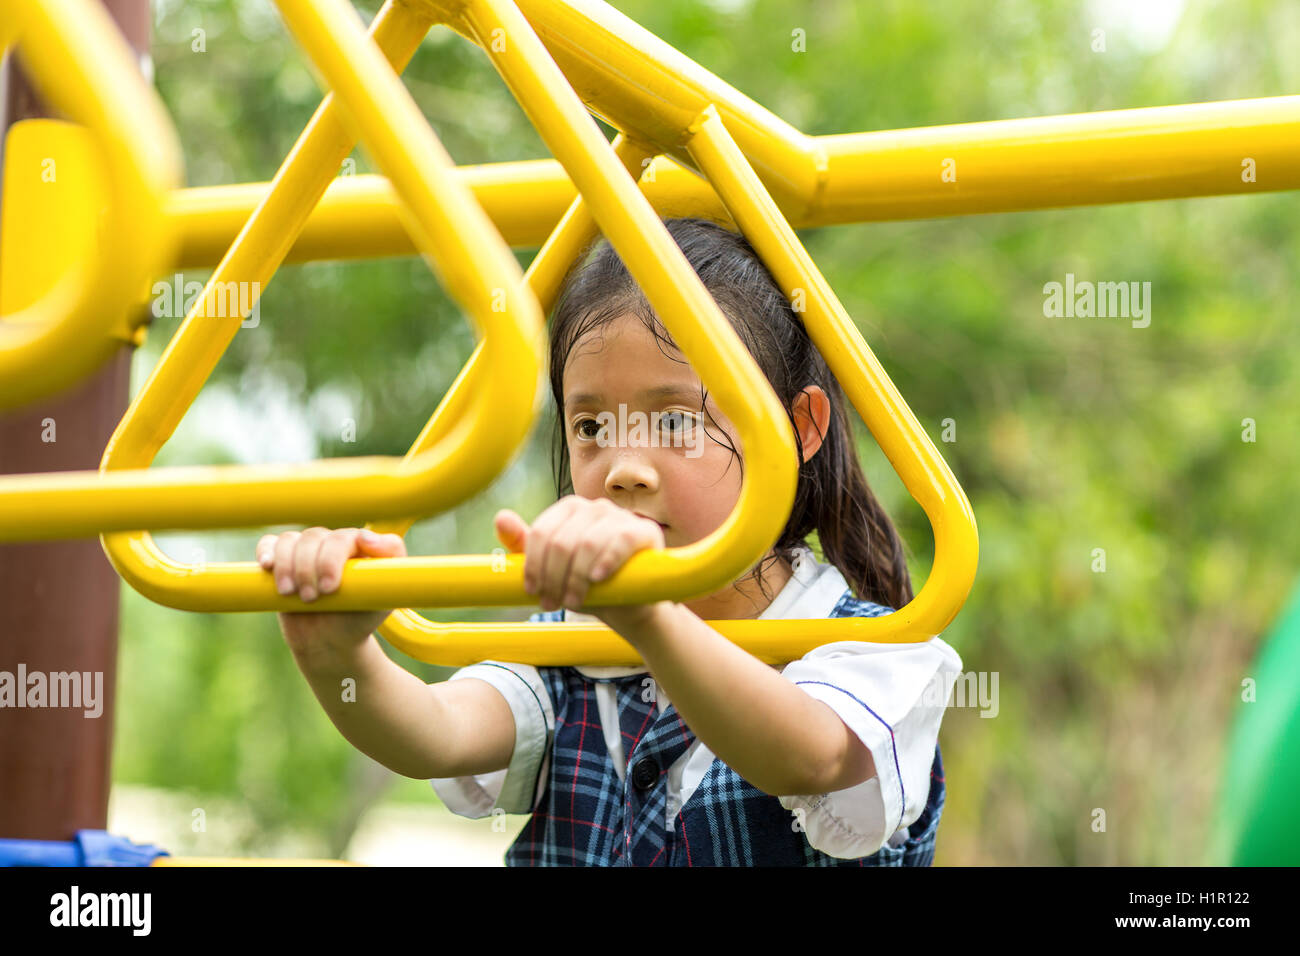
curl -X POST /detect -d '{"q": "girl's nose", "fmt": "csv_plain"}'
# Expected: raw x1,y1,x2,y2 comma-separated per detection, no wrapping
604,452,660,495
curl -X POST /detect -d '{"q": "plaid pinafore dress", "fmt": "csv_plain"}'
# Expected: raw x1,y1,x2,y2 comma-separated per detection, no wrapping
507,592,946,866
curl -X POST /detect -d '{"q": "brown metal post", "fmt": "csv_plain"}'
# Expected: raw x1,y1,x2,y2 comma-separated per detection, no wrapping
0,0,151,842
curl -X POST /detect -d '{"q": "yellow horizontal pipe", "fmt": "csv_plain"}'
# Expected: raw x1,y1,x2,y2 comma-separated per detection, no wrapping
168,162,589,266
384,618,950,669
815,96,1300,220
166,93,1300,267
165,0,1300,271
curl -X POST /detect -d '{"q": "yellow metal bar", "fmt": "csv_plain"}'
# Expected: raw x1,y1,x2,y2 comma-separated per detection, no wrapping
168,162,614,267
80,0,797,619
362,133,656,547
429,0,796,606
2,121,107,337
687,105,977,642
376,133,662,658
468,0,1300,221
87,0,553,612
378,2,972,663
0,0,180,410
430,0,821,215
814,96,1300,221
378,104,978,665
95,0,797,616
176,92,1300,265
157,0,1300,270
0,4,546,553
7,2,468,611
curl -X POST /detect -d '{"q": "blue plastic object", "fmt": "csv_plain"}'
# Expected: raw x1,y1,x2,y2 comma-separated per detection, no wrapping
0,829,170,866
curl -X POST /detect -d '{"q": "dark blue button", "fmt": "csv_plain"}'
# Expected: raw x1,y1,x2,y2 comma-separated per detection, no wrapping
631,757,660,791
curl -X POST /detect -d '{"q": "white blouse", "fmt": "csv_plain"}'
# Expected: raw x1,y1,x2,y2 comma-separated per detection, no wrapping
429,546,963,859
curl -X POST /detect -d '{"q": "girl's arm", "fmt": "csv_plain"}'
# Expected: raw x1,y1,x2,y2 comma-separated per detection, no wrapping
264,527,517,781
289,633,518,781
496,499,875,797
600,602,876,797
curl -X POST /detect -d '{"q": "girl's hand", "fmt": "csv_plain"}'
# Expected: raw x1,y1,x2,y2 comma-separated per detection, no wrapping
495,496,665,625
257,527,407,659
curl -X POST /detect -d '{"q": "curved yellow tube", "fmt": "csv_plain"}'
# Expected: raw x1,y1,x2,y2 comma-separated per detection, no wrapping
93,0,545,610
3,0,984,661
0,0,180,410
377,104,977,666
93,0,800,618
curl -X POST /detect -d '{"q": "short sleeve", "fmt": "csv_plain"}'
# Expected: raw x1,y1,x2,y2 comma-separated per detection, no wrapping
776,636,962,859
428,658,555,818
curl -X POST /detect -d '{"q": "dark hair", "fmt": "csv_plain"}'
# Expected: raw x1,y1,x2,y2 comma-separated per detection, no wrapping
546,217,913,611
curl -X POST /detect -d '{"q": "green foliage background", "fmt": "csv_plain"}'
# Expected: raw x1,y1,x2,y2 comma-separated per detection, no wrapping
112,0,1300,863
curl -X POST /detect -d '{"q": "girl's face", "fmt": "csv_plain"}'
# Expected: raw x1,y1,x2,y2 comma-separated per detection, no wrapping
563,313,741,553
561,311,832,620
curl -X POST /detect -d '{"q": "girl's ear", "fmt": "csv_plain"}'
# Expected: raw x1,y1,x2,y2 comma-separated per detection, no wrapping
791,386,832,462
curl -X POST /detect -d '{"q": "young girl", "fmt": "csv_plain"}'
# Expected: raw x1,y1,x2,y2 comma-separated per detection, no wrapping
259,217,962,867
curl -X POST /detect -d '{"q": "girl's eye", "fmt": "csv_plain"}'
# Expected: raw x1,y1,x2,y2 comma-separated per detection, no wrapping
575,418,601,440
659,411,697,434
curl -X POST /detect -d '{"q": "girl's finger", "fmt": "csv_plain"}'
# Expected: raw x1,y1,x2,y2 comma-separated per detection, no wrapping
561,515,621,609
256,534,278,568
522,497,581,598
272,531,301,595
315,528,402,595
356,528,406,558
291,527,330,602
493,509,528,553
313,532,352,595
537,521,586,612
588,518,665,588
585,534,622,586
